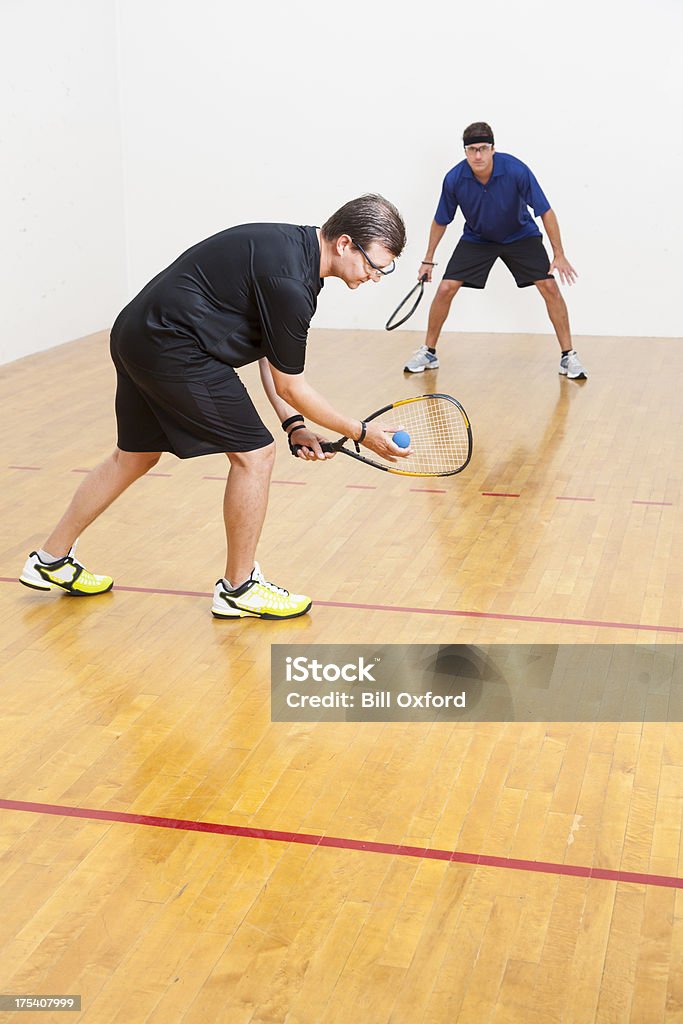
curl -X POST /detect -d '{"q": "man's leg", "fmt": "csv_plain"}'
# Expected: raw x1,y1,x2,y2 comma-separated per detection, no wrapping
223,443,275,586
534,277,572,350
534,277,587,379
43,448,162,556
213,441,311,620
425,279,463,349
20,448,161,595
404,280,463,372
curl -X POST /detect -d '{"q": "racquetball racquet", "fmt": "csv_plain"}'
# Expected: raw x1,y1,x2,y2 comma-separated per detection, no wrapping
293,393,472,477
385,273,428,331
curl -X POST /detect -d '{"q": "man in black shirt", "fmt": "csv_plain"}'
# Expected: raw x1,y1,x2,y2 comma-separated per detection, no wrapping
20,195,407,620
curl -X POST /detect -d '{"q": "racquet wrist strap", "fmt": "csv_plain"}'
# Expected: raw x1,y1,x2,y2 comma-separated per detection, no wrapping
287,423,307,453
354,421,367,452
282,414,304,433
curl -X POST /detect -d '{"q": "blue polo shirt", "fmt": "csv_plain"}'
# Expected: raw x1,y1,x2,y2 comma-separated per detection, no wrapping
434,152,551,244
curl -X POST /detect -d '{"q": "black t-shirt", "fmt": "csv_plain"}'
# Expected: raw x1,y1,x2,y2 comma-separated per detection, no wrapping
111,223,323,376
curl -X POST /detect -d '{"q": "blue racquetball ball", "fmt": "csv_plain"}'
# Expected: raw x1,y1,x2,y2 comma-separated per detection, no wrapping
392,430,411,448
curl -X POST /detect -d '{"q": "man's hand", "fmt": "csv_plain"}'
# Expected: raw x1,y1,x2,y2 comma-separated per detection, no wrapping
549,253,578,286
419,261,435,283
362,422,413,463
289,427,334,461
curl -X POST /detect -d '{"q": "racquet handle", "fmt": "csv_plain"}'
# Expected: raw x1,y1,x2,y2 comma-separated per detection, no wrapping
290,440,343,457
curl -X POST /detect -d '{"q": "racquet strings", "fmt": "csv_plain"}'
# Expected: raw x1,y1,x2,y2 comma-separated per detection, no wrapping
375,397,470,475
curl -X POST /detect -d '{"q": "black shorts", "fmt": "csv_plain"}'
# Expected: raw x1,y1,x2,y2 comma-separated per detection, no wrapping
112,351,273,459
443,236,553,289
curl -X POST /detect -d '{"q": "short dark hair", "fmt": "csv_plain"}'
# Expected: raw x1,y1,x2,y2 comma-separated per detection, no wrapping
463,122,494,146
321,194,406,257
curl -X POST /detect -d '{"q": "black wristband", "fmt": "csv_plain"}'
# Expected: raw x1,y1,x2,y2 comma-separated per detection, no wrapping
353,421,367,453
421,260,437,266
288,424,307,436
282,414,304,433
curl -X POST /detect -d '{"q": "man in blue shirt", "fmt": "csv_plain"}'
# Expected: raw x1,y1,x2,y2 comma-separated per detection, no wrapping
404,122,586,380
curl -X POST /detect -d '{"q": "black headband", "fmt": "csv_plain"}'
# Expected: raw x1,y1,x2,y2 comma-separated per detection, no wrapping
464,134,494,146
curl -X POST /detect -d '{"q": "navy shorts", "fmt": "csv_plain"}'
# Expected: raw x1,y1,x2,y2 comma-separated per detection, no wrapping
443,236,553,289
111,351,273,459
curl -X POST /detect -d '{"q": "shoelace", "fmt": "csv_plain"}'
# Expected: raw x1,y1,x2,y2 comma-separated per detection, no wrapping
252,566,289,597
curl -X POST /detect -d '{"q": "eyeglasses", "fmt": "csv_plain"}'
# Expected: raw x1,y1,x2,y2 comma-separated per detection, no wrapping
351,239,396,277
464,144,493,156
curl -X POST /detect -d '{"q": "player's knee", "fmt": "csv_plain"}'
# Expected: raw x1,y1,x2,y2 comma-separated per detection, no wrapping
114,448,162,472
437,280,461,299
536,278,560,301
226,442,275,472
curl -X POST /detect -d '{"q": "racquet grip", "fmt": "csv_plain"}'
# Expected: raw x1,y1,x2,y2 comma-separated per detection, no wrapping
290,440,343,457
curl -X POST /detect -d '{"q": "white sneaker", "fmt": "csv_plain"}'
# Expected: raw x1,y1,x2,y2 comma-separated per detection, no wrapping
559,349,587,379
404,345,439,373
212,562,312,620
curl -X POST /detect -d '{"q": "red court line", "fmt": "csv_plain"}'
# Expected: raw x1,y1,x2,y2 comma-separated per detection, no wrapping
110,584,210,598
6,578,683,634
1,798,680,890
5,466,677,509
311,600,683,635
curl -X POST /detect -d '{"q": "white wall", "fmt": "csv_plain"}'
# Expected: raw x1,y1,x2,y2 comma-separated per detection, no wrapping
117,0,683,339
4,0,682,368
1,0,126,365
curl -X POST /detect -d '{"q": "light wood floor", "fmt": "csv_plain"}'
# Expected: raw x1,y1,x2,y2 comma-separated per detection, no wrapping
1,327,683,1023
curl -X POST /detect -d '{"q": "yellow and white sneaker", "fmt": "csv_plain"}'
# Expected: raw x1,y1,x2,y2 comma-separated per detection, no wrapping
20,549,113,596
212,562,311,620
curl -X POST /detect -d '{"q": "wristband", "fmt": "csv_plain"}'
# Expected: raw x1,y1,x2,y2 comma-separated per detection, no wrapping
282,414,304,433
421,260,437,266
357,421,367,443
288,424,307,436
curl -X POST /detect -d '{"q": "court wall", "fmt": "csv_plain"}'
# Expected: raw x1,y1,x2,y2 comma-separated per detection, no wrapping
3,0,682,365
1,1,127,365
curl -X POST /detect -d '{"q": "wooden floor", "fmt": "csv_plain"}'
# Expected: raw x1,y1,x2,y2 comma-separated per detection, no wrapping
2,327,683,1022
